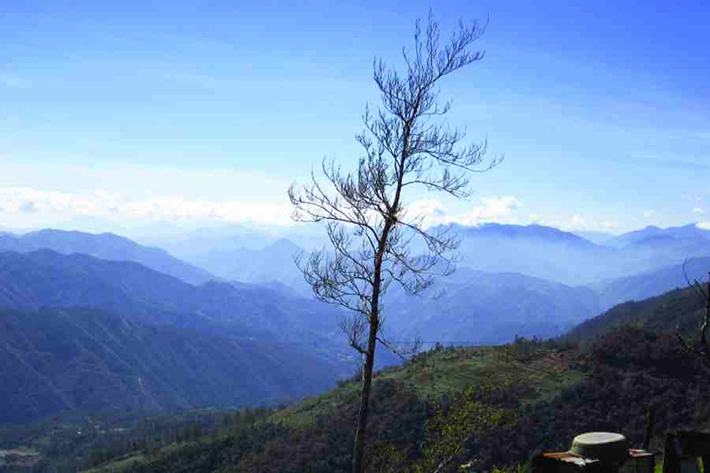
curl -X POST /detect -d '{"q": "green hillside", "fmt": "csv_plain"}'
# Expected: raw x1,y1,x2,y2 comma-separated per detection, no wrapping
5,284,710,472
564,284,707,343
77,328,710,473
75,342,576,473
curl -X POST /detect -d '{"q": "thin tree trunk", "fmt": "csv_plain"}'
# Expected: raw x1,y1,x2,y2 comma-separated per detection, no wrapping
704,276,710,365
352,228,389,473
352,318,379,473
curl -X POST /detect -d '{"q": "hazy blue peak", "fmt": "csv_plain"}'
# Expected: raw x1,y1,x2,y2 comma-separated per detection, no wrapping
0,227,217,285
265,238,303,253
606,225,668,247
673,223,710,238
24,228,135,246
445,222,598,247
609,223,710,248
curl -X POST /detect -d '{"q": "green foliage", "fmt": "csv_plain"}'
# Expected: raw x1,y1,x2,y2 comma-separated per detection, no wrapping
501,336,578,364
409,382,513,473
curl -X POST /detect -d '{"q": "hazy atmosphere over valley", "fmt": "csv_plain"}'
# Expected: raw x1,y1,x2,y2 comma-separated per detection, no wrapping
1,1,709,472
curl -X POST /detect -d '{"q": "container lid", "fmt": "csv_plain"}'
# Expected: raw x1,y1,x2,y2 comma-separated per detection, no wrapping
569,432,629,463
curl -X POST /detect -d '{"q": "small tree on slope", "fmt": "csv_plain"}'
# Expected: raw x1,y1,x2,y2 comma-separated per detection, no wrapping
679,264,710,365
288,11,500,473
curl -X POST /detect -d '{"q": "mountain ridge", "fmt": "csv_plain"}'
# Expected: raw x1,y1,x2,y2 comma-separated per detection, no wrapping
0,229,217,286
0,249,343,341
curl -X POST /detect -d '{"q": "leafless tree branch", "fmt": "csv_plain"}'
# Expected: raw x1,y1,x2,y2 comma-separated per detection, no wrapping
288,10,498,473
679,259,710,366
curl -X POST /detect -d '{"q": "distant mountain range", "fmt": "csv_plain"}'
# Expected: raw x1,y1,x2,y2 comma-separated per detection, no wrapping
454,223,600,247
604,223,710,248
2,221,709,425
0,249,341,342
9,223,707,297
189,238,308,292
0,249,357,424
0,229,216,285
137,224,280,256
592,256,710,310
450,222,710,286
571,230,616,245
384,266,601,345
136,222,329,258
433,223,613,285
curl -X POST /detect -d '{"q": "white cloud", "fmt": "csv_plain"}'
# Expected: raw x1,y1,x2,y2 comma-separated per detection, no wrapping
0,161,292,202
567,214,587,231
406,198,622,234
404,199,448,226
643,209,655,218
694,207,705,215
405,196,523,228
452,196,523,226
474,196,523,220
0,186,293,227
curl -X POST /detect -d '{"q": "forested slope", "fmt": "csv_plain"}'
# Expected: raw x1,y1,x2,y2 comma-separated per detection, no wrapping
564,284,706,343
0,307,344,425
84,329,710,473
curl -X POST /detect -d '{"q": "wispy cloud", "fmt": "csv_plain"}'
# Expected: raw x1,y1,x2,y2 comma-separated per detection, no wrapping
0,161,293,201
0,187,293,226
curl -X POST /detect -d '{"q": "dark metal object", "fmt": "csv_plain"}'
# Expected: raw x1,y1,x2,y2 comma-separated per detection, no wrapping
662,431,710,473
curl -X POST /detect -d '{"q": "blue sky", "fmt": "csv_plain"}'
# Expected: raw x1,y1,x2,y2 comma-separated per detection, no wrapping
1,0,708,235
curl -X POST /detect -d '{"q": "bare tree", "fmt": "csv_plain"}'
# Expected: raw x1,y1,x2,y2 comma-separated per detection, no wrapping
288,11,500,473
678,260,710,365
